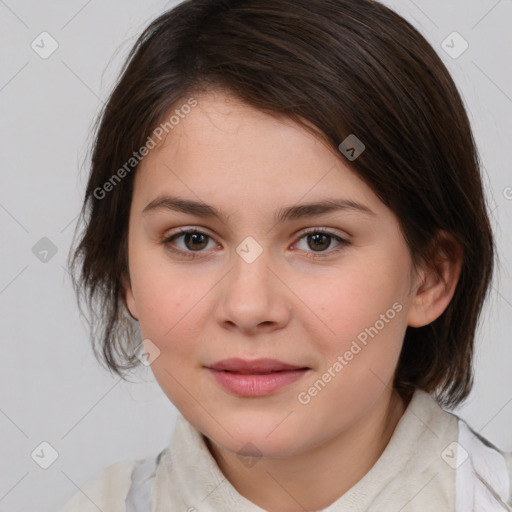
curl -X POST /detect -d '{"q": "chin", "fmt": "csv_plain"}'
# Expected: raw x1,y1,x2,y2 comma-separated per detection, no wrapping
200,410,313,459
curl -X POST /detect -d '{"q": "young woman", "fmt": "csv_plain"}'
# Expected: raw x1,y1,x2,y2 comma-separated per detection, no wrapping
61,0,511,510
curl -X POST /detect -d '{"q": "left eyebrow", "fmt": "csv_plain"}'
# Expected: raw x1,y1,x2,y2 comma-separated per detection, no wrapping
142,195,376,223
275,198,376,223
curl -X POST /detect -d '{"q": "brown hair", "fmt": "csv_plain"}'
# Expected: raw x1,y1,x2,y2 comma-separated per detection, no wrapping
68,0,495,408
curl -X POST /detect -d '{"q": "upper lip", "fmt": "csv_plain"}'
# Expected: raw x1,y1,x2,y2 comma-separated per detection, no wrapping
206,358,308,373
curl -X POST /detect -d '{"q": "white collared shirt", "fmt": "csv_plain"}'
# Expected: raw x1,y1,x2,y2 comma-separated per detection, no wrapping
58,390,512,511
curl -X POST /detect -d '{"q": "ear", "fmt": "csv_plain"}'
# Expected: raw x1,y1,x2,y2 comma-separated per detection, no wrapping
407,231,463,328
121,272,139,321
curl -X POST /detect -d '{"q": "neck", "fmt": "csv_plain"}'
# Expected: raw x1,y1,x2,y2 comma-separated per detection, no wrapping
205,389,409,511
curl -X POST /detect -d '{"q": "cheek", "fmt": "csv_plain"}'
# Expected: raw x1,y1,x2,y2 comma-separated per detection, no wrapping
292,262,408,424
130,255,208,351
132,266,211,414
304,260,407,343
292,256,412,397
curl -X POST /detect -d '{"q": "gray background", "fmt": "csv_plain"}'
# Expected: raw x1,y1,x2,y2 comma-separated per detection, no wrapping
0,1,511,511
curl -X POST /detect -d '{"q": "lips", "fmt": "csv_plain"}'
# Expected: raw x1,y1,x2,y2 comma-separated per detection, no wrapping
205,358,310,397
207,358,307,374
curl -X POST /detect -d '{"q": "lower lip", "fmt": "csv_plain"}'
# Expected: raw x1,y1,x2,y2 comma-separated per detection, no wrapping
207,368,309,397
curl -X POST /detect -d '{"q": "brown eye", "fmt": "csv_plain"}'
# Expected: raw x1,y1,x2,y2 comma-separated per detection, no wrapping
162,228,217,258
182,232,209,251
294,229,350,259
307,233,331,251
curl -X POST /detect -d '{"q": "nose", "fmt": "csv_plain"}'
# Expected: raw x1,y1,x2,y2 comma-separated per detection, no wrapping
214,243,292,335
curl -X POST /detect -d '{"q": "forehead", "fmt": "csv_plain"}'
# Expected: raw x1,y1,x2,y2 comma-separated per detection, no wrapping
131,91,384,218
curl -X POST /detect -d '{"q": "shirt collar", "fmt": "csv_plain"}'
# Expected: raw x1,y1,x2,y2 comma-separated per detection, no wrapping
153,389,457,511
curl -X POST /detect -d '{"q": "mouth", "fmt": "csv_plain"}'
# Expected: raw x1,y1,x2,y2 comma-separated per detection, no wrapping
205,358,310,397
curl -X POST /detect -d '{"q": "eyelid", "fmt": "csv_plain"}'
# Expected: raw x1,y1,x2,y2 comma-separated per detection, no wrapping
161,227,219,257
299,226,350,239
163,225,350,241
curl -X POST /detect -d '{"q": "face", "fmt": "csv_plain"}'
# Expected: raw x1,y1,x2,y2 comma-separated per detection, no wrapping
124,90,421,458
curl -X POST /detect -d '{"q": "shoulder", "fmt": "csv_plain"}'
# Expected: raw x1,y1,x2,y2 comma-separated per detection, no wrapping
58,459,140,512
454,417,512,510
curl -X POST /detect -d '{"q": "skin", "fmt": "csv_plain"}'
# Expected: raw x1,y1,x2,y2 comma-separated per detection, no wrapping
123,90,461,511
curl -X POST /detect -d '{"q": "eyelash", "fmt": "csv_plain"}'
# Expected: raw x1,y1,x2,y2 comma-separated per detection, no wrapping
161,227,350,260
